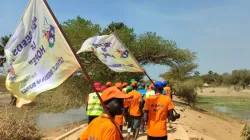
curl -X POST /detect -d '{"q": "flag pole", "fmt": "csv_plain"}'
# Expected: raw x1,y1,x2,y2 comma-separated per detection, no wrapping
43,1,124,139
109,26,155,85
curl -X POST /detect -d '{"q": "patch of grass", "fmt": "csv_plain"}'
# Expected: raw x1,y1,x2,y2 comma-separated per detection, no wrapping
197,96,250,110
197,96,250,122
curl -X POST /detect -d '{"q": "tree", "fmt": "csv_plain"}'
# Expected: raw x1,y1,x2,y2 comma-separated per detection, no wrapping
208,70,213,75
194,71,200,77
62,16,197,83
231,69,250,89
50,16,198,110
0,35,11,56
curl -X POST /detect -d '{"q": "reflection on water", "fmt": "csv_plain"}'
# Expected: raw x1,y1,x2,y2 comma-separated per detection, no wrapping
213,106,250,122
213,106,232,113
34,108,87,130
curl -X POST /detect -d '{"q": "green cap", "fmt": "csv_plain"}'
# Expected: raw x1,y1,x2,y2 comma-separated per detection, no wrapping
130,78,135,83
126,86,133,93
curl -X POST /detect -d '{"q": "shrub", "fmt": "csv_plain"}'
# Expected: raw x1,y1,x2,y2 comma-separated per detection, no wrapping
0,108,44,140
173,78,202,106
241,123,250,140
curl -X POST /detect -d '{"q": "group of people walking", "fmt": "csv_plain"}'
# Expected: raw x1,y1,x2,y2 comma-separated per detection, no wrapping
79,79,180,140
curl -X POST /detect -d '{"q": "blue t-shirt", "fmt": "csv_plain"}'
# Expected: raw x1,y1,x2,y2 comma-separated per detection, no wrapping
162,90,166,95
138,89,147,101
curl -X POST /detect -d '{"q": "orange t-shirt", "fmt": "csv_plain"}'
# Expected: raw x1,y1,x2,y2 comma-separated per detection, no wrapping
80,114,121,140
143,94,174,137
164,87,171,96
124,90,142,116
115,115,123,126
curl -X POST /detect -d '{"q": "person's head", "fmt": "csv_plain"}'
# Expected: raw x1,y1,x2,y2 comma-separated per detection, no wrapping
138,83,145,89
154,81,164,93
94,82,101,92
101,86,132,116
106,81,112,88
162,80,168,87
115,82,122,91
129,78,135,84
101,86,107,92
131,81,138,90
126,86,133,93
122,82,128,88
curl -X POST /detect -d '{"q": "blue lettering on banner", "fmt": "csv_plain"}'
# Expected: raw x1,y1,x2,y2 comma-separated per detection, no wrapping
12,17,37,56
108,64,134,68
92,42,112,53
28,45,46,65
21,57,64,94
102,53,115,58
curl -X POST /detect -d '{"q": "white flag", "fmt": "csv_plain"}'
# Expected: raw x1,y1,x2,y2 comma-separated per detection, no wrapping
4,0,80,107
77,33,143,72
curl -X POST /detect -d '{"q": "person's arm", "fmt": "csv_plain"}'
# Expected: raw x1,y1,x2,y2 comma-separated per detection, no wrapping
143,97,149,124
85,97,88,111
143,110,149,124
167,98,176,121
168,109,175,121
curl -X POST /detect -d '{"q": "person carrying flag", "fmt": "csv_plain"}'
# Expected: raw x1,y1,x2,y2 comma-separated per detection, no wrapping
79,86,132,140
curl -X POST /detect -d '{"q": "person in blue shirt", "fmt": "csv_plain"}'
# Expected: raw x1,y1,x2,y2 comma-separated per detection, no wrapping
138,83,147,132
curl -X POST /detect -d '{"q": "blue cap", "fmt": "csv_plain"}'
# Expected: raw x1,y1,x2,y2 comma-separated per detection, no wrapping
162,80,168,86
154,81,164,89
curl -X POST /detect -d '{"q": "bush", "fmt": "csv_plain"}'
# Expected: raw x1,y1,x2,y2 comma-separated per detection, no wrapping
0,109,43,140
173,78,202,106
241,123,250,140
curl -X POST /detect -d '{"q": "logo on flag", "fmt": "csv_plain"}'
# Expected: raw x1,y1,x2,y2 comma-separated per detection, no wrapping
43,17,55,48
8,65,16,83
117,49,129,58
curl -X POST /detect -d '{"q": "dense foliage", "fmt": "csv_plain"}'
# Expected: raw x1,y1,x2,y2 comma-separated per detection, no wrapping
201,69,250,89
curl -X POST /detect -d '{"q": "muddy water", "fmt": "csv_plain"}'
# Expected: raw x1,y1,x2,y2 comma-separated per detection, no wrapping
34,108,87,130
213,106,250,122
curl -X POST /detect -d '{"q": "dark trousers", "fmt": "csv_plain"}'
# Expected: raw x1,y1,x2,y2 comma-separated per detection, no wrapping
88,116,98,124
147,135,168,140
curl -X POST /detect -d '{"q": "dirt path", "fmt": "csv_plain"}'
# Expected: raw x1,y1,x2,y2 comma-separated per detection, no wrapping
46,101,244,140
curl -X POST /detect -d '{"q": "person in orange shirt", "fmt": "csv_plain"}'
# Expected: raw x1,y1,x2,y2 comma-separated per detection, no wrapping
115,82,124,131
79,86,132,140
143,81,179,140
163,80,172,99
124,81,142,140
106,81,112,88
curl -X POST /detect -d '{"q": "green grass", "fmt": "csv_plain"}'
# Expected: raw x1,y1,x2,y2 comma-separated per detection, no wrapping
197,96,250,122
197,96,250,110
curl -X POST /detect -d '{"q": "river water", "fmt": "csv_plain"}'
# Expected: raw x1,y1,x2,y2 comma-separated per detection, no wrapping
213,106,250,122
34,108,87,130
